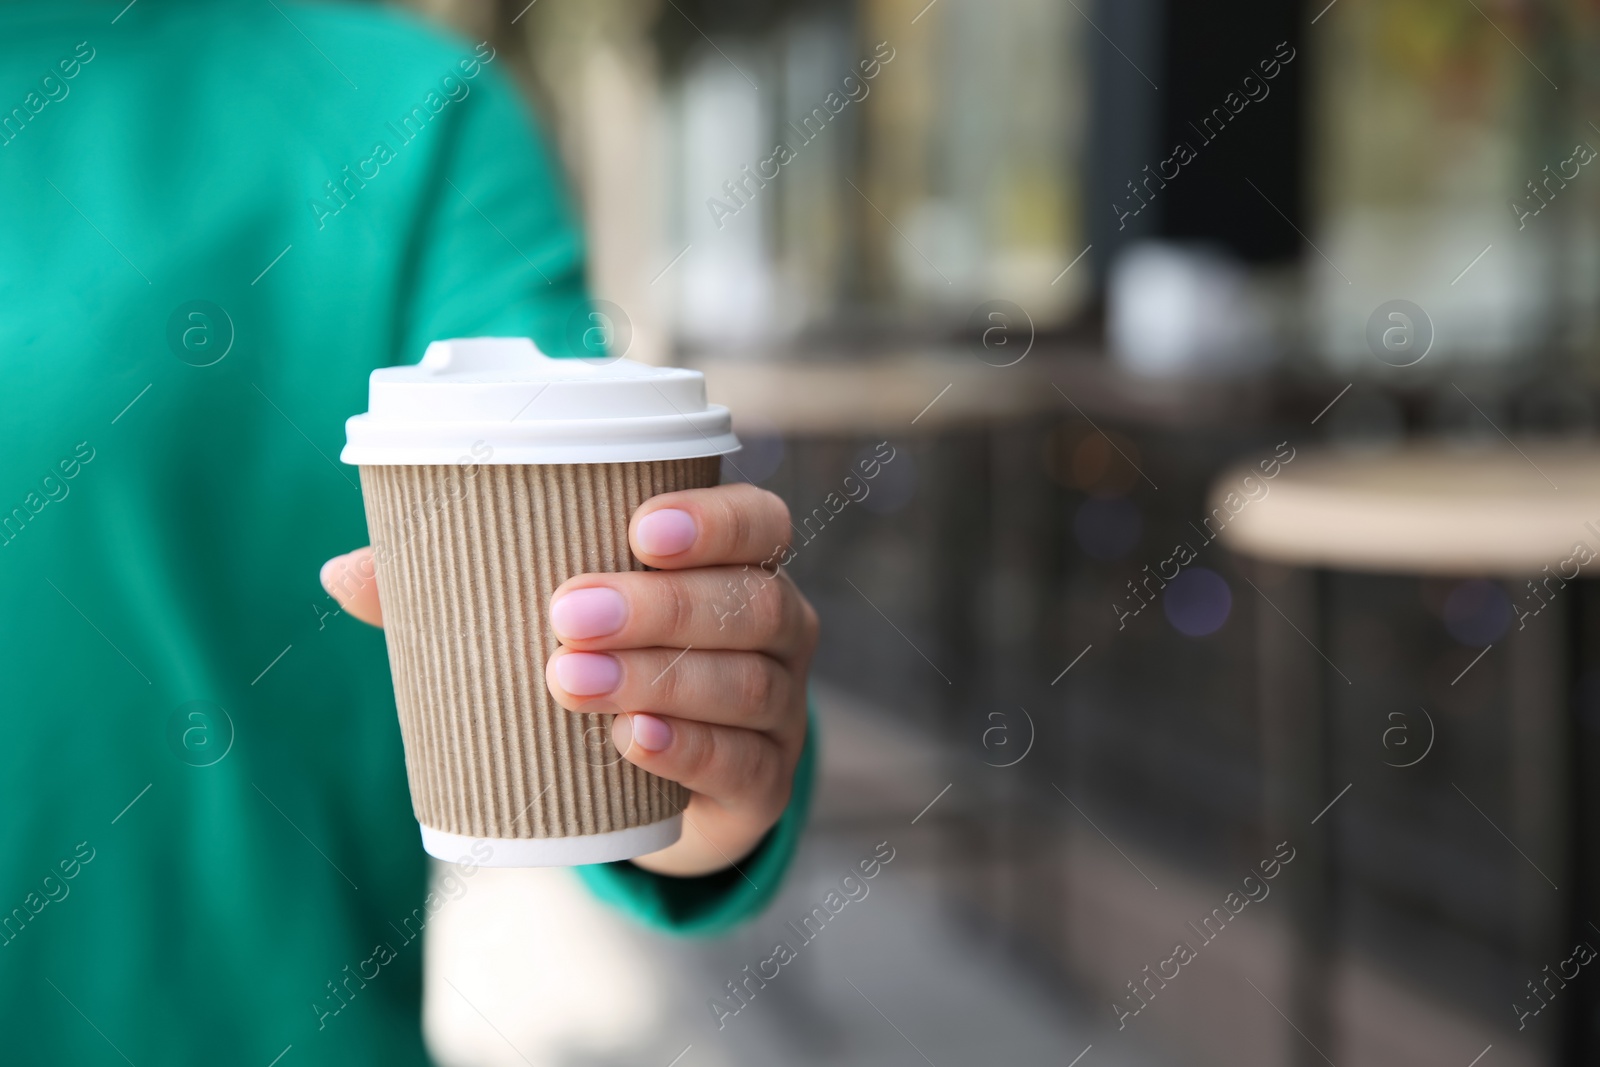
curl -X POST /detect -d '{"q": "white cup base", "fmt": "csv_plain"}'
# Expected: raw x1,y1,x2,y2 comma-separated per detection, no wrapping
419,814,683,868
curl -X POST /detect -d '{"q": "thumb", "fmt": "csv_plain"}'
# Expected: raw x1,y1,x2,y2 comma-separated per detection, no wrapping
320,547,384,627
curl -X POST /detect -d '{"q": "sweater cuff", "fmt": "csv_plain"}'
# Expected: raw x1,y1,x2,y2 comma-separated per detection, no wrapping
573,700,817,937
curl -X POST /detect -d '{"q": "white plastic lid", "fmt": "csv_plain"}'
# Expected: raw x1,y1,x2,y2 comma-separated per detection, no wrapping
340,337,740,465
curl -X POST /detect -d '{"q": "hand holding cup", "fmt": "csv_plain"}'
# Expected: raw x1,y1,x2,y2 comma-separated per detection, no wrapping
323,481,815,876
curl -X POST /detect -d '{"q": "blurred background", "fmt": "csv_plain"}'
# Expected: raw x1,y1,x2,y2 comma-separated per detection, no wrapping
393,0,1600,1064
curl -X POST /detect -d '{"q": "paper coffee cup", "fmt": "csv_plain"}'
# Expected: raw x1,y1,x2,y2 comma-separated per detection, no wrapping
341,338,739,866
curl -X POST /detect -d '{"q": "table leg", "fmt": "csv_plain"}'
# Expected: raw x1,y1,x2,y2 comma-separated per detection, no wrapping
1255,562,1335,1066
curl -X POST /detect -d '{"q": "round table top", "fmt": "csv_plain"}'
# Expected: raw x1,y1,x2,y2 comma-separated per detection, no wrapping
689,349,1254,434
1212,442,1600,576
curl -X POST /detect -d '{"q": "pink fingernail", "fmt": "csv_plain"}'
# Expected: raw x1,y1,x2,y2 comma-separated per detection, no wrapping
625,713,673,753
553,652,621,696
550,587,627,639
635,509,698,557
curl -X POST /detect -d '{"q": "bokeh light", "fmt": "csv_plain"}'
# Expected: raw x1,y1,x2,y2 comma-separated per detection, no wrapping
1044,423,1143,497
1163,567,1233,637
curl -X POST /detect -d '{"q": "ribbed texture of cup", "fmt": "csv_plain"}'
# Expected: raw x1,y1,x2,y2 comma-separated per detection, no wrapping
358,459,718,840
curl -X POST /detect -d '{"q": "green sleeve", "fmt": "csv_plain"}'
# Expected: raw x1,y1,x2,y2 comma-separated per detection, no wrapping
395,43,598,359
574,703,816,936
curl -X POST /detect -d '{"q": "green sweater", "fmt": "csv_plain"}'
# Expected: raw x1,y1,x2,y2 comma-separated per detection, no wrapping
0,3,812,1064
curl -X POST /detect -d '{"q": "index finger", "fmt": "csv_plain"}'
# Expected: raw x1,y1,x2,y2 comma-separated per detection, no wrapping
630,483,792,570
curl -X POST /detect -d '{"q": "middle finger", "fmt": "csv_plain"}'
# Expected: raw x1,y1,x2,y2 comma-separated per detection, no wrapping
545,646,794,732
549,566,805,658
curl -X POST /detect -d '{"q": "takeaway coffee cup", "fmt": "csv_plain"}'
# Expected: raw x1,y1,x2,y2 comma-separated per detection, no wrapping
341,337,739,866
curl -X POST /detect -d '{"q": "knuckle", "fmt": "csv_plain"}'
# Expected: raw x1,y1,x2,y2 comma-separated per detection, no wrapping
771,578,817,654
661,577,697,641
718,735,761,795
797,591,821,648
744,739,781,801
679,726,717,783
650,650,687,707
724,493,755,554
747,582,787,643
757,488,792,552
757,487,790,527
735,656,776,715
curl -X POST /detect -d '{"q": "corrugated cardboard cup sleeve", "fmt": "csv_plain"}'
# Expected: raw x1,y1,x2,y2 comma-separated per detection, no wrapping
358,458,719,840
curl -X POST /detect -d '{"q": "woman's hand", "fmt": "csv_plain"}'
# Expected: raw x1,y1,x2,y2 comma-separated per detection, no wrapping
320,483,816,878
